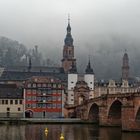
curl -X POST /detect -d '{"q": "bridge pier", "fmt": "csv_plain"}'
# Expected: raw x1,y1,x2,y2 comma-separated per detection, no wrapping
99,105,108,126
99,105,121,127
122,105,140,131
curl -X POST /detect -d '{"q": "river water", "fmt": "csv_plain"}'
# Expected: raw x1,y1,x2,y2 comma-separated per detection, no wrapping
0,124,140,140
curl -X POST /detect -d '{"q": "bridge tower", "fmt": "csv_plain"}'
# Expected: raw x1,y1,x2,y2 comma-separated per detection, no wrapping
67,62,78,105
84,59,95,98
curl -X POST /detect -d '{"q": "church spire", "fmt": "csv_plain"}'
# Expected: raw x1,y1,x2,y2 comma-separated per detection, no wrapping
62,16,76,73
122,50,129,80
64,14,73,46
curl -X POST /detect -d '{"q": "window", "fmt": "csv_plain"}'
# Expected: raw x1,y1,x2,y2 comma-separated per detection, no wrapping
58,84,61,88
90,82,92,84
42,84,46,87
27,83,31,88
37,84,41,87
57,97,61,101
42,104,46,108
37,97,41,101
71,81,74,83
19,100,22,104
18,107,21,111
71,99,74,101
5,100,8,104
46,97,52,101
48,84,51,87
10,100,13,104
15,100,18,104
33,84,36,88
37,90,41,95
32,104,36,108
52,103,56,108
27,96,31,101
53,84,56,88
2,100,4,104
32,96,36,101
57,104,62,108
52,96,56,101
32,90,36,94
37,104,42,108
27,104,31,108
47,104,52,108
7,107,10,111
47,90,52,94
27,89,31,94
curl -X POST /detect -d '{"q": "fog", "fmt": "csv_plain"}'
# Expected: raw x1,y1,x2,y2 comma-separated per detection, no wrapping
0,0,140,79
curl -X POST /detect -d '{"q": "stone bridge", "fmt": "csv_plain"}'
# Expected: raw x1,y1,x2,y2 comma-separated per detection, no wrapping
76,92,140,131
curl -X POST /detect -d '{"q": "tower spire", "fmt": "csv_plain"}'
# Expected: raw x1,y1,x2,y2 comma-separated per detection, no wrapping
85,57,94,74
122,51,129,80
61,16,76,73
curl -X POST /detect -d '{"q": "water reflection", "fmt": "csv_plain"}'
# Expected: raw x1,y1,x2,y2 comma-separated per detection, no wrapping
0,124,139,140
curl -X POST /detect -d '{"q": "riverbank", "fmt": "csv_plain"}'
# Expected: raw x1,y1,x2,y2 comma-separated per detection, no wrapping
0,118,94,124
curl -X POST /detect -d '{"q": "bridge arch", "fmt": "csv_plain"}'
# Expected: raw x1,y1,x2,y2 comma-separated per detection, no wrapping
107,100,122,126
88,103,99,123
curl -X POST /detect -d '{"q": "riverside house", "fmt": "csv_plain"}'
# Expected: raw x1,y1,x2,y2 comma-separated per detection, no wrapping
0,84,24,118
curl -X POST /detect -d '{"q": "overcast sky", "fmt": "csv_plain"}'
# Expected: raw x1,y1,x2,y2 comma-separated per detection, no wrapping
0,0,140,47
0,0,140,78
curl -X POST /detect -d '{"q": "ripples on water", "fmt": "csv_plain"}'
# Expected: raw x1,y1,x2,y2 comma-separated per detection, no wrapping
0,124,139,140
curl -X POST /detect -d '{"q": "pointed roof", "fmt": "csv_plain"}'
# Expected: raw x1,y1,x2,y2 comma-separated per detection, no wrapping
85,59,94,74
64,15,73,46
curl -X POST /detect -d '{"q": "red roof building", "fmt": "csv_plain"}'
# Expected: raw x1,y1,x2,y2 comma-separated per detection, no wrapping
24,76,65,118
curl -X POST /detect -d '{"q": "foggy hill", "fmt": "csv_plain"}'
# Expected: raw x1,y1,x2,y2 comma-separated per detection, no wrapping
1,35,140,80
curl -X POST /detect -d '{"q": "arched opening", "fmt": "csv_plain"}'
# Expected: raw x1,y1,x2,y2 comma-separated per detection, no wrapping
25,110,33,118
136,107,140,121
108,100,122,126
88,103,99,123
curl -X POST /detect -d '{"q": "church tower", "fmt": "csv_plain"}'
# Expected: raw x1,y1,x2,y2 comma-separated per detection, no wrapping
122,50,129,80
61,16,76,73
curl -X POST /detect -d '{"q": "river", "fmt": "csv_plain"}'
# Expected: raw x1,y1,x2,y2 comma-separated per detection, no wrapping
0,124,140,140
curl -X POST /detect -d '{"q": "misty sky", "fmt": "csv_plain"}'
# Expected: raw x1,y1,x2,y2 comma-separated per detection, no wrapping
0,0,140,79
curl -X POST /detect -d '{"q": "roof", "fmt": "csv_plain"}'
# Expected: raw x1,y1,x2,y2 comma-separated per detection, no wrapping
0,70,67,82
0,84,23,99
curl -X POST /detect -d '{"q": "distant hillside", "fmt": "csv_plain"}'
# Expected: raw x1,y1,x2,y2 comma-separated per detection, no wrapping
0,36,43,67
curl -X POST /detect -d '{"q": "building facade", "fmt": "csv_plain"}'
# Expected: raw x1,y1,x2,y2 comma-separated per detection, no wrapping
95,79,138,97
0,84,24,118
24,76,65,118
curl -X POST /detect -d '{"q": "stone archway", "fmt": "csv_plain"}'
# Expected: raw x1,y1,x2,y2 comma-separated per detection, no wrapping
108,100,122,126
25,110,33,118
88,103,99,123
